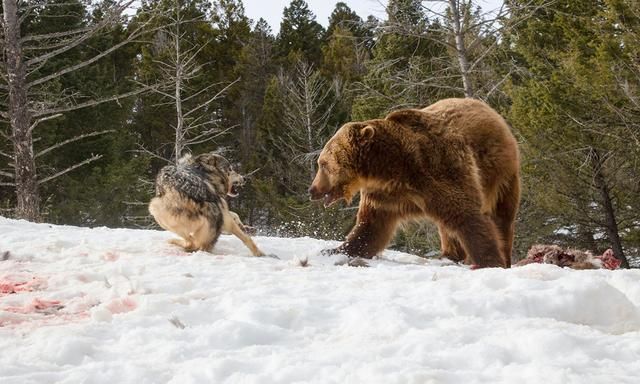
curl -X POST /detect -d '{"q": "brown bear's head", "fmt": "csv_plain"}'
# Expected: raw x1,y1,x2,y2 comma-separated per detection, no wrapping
308,122,376,207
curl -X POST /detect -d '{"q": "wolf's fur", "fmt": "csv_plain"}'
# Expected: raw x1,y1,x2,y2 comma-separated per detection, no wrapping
149,153,264,256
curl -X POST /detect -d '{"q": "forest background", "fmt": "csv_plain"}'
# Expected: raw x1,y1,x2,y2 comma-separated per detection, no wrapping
2,0,639,267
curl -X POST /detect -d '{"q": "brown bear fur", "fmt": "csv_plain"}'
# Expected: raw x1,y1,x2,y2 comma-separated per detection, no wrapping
309,98,520,268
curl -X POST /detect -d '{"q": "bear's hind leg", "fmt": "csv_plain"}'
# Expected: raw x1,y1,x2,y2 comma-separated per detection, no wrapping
492,175,520,267
438,225,467,263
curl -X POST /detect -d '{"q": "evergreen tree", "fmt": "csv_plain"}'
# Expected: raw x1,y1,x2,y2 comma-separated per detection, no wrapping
1,0,149,223
232,18,276,165
228,18,277,225
352,0,449,119
275,0,324,67
321,3,369,83
43,1,147,226
131,0,218,160
324,2,369,42
507,0,639,266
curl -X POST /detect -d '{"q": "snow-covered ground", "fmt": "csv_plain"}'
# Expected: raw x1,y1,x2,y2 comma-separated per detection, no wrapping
1,217,640,384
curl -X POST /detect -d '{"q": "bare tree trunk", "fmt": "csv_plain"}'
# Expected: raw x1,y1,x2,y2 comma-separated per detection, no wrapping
174,54,184,160
3,0,40,221
591,148,629,268
303,73,315,182
448,0,474,98
279,60,338,194
173,5,185,161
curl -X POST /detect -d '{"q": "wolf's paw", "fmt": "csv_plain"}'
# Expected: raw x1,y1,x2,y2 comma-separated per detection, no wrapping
167,238,184,247
168,238,196,252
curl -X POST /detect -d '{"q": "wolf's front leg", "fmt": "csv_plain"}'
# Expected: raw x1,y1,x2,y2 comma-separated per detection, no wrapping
222,212,265,256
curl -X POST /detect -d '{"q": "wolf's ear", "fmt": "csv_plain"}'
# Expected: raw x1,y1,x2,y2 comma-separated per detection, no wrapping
191,153,217,170
177,153,194,166
359,125,375,141
385,109,429,131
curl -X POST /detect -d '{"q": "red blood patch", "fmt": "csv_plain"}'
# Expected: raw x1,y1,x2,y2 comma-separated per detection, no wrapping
105,297,137,314
103,251,120,262
595,249,621,270
4,298,64,314
0,276,46,295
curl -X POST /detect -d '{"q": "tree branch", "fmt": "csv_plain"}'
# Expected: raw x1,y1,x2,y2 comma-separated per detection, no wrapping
28,113,63,134
131,145,172,163
27,3,160,87
36,130,114,158
38,154,103,185
21,26,93,43
183,78,239,118
32,83,159,118
25,0,135,68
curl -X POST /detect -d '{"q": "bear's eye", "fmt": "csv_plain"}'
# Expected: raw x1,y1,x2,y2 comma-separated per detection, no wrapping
319,161,328,170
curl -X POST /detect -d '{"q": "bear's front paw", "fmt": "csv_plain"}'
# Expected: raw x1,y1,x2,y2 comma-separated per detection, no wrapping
321,247,342,256
347,257,370,267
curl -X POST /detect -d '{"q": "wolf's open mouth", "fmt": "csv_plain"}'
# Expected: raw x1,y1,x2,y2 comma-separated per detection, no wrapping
228,184,240,197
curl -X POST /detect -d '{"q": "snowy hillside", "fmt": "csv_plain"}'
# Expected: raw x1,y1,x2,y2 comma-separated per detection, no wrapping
1,217,640,384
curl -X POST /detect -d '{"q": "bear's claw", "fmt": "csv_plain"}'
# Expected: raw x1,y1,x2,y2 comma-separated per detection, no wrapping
321,247,341,256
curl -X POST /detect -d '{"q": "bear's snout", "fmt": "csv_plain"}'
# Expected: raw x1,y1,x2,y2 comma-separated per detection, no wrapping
308,184,324,201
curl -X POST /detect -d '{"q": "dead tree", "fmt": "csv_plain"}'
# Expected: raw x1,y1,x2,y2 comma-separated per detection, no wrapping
415,0,510,98
140,1,238,163
278,60,338,187
375,0,553,99
0,0,160,221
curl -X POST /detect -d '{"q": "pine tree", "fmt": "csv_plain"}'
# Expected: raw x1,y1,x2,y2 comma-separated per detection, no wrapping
507,0,639,266
228,18,277,225
324,1,369,42
351,0,451,120
274,0,324,67
321,3,369,83
131,0,221,160
0,0,153,222
42,1,147,226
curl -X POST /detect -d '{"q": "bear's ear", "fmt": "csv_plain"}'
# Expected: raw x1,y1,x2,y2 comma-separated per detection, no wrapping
385,109,428,131
359,125,375,141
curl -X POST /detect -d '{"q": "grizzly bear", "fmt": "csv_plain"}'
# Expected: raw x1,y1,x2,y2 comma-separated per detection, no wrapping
308,98,520,268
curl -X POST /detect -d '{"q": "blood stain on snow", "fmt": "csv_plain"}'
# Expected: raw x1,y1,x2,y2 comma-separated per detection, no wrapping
103,251,120,262
4,298,64,314
1,297,95,328
0,275,46,295
163,249,190,257
105,297,137,314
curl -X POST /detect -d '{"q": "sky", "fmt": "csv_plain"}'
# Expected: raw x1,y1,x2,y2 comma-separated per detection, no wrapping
242,0,506,34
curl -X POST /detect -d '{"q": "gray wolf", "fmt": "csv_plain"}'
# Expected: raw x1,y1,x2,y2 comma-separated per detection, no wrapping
149,152,264,256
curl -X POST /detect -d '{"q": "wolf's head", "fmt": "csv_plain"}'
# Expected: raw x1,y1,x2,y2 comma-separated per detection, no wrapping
183,152,244,197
